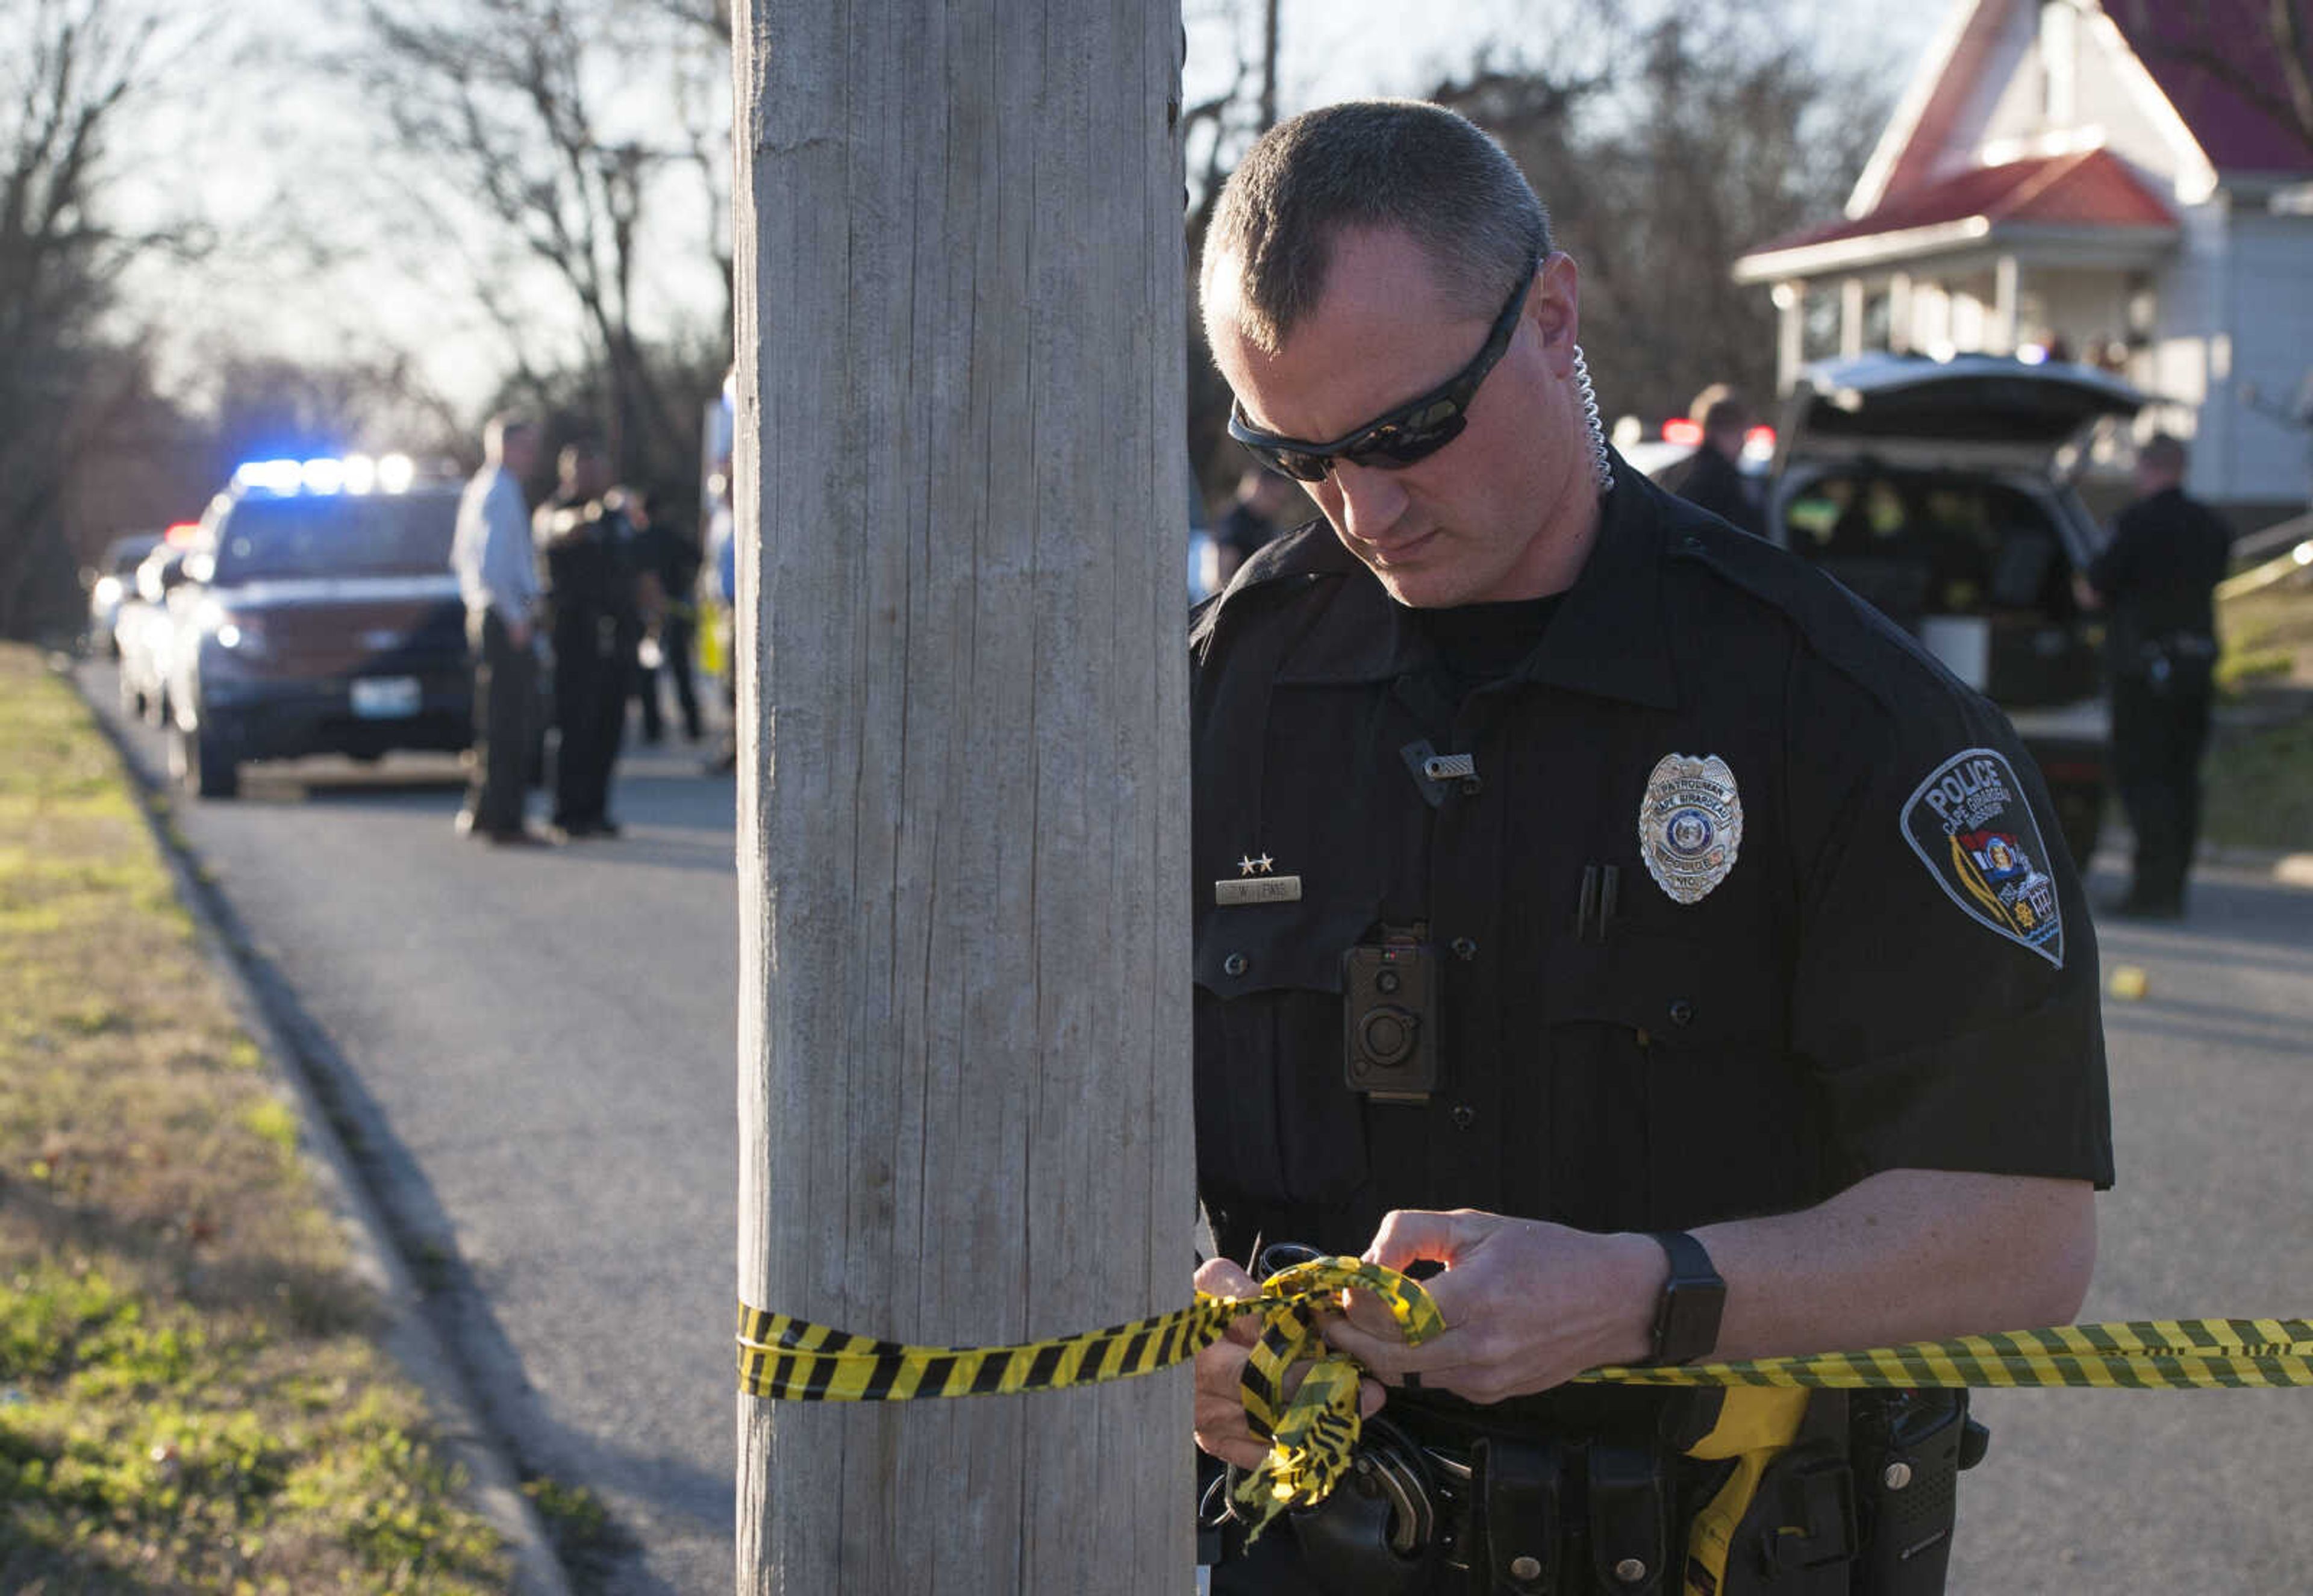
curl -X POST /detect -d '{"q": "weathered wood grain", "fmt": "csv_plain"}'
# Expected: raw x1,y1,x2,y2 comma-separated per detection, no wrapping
734,4,1194,1589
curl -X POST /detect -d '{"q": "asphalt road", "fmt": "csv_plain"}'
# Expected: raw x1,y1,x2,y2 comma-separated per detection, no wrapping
73,659,2313,1594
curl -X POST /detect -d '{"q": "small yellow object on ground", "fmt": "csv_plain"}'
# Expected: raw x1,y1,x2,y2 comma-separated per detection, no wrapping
2110,964,2150,1000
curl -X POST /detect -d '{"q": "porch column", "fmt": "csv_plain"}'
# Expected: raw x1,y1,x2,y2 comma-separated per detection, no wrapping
1991,253,2020,355
1888,273,1914,354
1773,281,1805,393
1840,277,1866,359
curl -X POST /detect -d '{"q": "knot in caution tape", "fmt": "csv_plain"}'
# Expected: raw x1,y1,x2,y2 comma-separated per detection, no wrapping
1228,1257,1444,1539
736,1256,1441,1541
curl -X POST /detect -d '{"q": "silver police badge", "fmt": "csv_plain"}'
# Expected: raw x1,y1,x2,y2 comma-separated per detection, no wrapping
1639,753,1743,905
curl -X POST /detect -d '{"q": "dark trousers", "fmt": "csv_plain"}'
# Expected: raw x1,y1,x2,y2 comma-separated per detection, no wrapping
2111,668,2213,910
635,611,702,741
552,606,634,828
464,608,534,835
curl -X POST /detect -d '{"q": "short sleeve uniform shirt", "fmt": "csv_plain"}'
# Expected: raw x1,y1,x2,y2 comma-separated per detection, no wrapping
1188,463,2114,1265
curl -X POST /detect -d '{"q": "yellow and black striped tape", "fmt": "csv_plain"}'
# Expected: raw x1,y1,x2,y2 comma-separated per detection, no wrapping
738,1256,1439,1539
1585,1317,2313,1391
738,1268,2313,1536
734,1256,1438,1406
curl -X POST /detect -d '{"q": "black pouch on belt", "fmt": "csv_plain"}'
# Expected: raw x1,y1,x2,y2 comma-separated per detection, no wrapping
1852,1391,1987,1596
1472,1436,1564,1594
1585,1443,1668,1594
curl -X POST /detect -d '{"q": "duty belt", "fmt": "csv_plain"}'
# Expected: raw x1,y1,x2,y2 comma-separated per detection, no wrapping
1208,1386,1866,1596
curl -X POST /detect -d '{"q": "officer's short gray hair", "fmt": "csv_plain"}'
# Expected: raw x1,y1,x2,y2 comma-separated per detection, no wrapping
1201,100,1550,356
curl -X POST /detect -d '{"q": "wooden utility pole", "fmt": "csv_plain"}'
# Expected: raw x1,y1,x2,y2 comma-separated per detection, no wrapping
733,5,1193,1593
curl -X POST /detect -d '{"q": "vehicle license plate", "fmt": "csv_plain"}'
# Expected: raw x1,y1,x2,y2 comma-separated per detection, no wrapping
350,676,421,719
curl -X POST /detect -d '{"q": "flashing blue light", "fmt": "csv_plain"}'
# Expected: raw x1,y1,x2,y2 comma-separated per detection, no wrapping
231,458,306,496
229,454,418,497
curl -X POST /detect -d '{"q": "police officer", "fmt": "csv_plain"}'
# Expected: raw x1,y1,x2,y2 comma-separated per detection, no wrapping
1658,385,1764,537
623,485,705,744
1189,102,2112,1594
1213,464,1306,586
535,441,643,838
2074,434,2233,920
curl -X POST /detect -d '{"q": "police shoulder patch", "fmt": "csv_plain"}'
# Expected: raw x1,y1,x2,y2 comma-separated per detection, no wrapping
1900,748,2064,968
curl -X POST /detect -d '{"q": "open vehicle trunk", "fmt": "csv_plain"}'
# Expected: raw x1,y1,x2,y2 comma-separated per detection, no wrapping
1765,355,2149,868
1778,464,2099,708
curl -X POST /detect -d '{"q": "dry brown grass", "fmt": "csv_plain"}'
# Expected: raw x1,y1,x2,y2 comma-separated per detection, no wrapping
0,644,509,1593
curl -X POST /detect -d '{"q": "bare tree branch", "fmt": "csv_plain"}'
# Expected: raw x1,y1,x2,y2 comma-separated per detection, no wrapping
342,0,705,476
2110,0,2313,160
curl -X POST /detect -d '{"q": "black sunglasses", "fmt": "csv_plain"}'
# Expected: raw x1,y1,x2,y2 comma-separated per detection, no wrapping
1226,261,1538,483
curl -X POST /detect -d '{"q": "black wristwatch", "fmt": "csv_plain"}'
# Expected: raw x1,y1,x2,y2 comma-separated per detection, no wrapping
1645,1230,1726,1365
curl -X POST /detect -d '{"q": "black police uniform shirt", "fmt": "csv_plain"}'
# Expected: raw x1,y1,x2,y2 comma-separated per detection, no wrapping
537,494,643,628
2088,485,2233,666
1187,458,2115,1267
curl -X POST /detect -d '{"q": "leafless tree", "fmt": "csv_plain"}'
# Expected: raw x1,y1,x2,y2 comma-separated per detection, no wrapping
0,0,172,635
1434,0,1889,426
2109,0,2313,159
643,0,728,41
344,0,721,484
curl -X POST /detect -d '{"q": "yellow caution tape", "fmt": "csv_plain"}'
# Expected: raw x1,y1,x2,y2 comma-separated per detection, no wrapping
738,1270,2313,1534
738,1256,1440,1539
1585,1317,2313,1391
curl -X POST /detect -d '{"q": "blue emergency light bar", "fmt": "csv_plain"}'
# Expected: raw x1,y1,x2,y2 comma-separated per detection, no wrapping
230,453,417,497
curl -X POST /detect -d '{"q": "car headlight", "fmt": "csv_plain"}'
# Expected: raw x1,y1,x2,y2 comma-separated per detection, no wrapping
197,598,267,659
93,576,123,607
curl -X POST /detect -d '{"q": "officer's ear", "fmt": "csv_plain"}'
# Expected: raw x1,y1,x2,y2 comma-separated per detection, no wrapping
1531,252,1581,376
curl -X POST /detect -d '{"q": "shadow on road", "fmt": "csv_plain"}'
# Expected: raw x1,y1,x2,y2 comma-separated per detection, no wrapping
211,888,726,1594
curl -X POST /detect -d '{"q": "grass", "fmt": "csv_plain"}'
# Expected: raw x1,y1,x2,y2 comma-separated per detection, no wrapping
2203,710,2313,853
2203,579,2313,853
0,645,510,1594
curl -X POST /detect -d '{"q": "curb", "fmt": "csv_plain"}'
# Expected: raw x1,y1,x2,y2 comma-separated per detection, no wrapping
2093,824,2313,888
64,663,576,1596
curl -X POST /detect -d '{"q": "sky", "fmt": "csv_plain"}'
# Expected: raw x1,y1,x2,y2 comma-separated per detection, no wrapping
107,0,1959,425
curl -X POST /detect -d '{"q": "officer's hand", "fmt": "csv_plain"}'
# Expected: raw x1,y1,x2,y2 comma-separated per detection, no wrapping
507,617,532,649
1191,1256,1384,1470
1318,1209,1663,1406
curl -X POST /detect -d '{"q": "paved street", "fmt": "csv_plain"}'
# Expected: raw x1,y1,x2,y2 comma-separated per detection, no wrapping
74,659,2313,1594
1950,860,2313,1591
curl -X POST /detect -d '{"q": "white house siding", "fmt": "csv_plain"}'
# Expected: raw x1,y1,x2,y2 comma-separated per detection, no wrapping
2148,198,2229,478
2071,9,2199,192
2225,210,2313,504
1909,3,2040,192
1976,19,2051,155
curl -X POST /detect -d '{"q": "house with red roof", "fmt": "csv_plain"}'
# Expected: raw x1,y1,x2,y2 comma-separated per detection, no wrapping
1734,0,2313,522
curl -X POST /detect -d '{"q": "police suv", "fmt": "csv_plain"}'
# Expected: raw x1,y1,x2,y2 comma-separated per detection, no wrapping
163,455,474,798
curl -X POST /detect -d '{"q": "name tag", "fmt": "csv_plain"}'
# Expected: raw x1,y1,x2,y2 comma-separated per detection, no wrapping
1216,875,1302,906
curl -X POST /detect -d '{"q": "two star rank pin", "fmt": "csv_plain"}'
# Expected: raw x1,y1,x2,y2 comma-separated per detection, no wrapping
1215,853,1302,906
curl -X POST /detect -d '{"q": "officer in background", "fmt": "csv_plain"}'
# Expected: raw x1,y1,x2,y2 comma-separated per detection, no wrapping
1211,463,1305,586
450,412,548,844
535,441,644,838
2074,434,2233,918
623,485,705,744
1190,101,2111,1594
1658,384,1764,537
